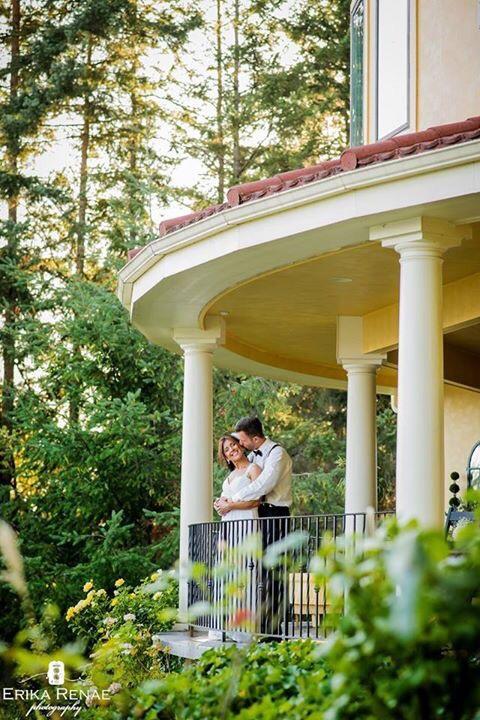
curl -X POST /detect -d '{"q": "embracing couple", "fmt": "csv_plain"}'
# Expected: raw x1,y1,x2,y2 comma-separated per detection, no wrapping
214,416,292,638
215,416,292,522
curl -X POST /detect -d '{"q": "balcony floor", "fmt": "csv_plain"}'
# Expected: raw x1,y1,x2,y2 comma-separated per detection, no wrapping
156,630,246,660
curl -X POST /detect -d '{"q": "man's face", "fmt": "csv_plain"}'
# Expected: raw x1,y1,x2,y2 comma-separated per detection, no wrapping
235,431,258,451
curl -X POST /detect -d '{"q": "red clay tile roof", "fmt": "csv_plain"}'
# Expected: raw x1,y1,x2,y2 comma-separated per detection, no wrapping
127,116,480,260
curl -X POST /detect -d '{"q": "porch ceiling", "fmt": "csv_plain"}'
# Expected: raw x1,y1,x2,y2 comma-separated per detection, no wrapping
119,138,480,392
206,242,401,368
205,226,480,389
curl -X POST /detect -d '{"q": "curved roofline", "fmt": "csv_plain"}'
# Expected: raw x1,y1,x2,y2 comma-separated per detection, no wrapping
121,116,480,256
118,135,480,310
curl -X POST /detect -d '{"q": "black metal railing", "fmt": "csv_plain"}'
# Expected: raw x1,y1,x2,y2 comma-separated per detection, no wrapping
188,511,394,641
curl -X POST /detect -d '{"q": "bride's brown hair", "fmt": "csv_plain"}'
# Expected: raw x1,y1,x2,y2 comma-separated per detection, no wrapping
218,434,242,471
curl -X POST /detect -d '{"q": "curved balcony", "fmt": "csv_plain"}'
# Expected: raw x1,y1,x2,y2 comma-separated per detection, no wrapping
188,511,394,641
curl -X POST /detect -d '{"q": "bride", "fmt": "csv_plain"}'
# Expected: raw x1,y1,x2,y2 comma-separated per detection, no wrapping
212,434,262,641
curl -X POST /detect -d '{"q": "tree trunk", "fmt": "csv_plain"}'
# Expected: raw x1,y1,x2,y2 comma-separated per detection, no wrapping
128,83,138,248
69,33,92,425
1,0,21,489
215,0,225,203
232,0,241,183
75,34,92,278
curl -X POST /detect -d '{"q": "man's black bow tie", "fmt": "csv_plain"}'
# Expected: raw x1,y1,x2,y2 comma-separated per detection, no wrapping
253,449,263,457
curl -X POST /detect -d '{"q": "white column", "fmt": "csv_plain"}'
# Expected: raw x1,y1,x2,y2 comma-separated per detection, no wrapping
371,217,464,527
343,362,380,515
337,317,385,520
173,321,224,617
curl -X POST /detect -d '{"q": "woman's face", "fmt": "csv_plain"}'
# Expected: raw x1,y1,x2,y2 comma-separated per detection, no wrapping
223,437,244,464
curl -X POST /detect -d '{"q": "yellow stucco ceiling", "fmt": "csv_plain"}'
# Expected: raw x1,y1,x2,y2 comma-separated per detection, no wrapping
207,225,480,371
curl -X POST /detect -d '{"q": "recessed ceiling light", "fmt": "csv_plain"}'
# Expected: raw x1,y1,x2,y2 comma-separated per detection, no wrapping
331,277,353,284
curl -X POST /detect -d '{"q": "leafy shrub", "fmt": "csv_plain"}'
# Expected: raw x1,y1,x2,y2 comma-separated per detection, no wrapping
313,518,480,719
94,640,330,719
97,518,480,719
66,571,181,691
3,517,480,719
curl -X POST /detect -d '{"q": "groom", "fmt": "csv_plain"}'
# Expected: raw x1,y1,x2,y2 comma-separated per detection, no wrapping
216,416,292,636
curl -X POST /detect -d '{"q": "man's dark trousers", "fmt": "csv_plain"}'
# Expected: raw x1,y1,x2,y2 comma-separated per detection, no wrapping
257,503,290,637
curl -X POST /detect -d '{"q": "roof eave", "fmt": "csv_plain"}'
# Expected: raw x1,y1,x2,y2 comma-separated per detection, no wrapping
117,138,480,311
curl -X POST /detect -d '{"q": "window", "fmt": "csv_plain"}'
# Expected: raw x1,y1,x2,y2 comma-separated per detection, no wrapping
376,0,410,140
350,0,365,146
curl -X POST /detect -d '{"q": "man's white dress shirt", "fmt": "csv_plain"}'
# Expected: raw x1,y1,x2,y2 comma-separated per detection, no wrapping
232,437,292,507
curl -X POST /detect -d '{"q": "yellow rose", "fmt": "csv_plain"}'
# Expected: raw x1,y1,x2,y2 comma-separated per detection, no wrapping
114,578,125,588
83,581,93,592
129,593,136,599
96,589,106,597
150,572,158,581
66,607,76,621
111,598,118,606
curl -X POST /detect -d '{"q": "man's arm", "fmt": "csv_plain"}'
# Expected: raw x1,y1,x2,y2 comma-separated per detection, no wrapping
215,464,263,515
215,498,261,516
231,447,287,502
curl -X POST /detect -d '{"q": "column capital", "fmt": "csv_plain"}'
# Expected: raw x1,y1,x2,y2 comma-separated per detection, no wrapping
336,316,386,370
370,216,471,257
342,358,384,374
173,316,225,353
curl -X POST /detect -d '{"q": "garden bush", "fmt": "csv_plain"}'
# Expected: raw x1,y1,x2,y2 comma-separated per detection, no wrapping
1,514,480,719
66,570,181,691
77,640,329,719
80,514,480,719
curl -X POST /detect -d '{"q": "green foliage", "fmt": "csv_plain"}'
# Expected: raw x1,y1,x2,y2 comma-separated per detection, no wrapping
75,518,480,719
313,516,480,719
0,0,197,644
170,0,350,205
67,572,181,690
293,469,345,516
0,524,180,718
98,640,329,719
3,511,480,720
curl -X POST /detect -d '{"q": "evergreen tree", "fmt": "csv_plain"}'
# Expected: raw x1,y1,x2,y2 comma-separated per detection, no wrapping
0,0,200,641
170,0,350,207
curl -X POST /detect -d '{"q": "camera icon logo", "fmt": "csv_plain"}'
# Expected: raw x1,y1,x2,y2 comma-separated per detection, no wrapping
47,661,65,686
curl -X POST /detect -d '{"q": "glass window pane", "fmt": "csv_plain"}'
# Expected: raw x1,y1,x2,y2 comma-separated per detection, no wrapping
350,0,364,146
376,0,409,139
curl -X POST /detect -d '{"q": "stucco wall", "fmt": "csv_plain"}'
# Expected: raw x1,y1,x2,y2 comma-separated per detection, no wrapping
364,0,480,143
418,0,480,130
444,383,480,505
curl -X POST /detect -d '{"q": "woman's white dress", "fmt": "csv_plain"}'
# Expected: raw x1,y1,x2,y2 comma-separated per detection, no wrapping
211,464,260,641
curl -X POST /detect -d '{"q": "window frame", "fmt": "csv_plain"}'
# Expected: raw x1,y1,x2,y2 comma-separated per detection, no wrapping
350,0,365,146
375,0,411,141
